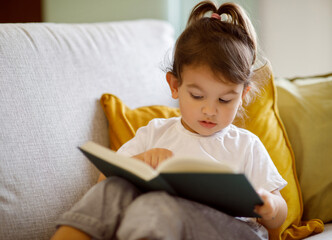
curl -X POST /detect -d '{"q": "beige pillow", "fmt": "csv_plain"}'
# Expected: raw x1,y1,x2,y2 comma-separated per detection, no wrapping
276,74,332,223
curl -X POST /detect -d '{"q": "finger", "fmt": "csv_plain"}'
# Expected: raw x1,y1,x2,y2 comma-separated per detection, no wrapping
144,154,152,167
166,151,173,158
255,203,277,221
155,154,169,168
156,153,169,165
151,156,159,169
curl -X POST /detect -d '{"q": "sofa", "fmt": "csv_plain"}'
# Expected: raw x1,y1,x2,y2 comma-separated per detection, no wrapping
0,20,331,240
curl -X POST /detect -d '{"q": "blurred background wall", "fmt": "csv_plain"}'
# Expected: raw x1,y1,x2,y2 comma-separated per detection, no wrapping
1,0,331,77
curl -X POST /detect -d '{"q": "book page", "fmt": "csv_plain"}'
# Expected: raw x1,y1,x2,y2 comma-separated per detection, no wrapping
80,141,158,181
157,157,234,174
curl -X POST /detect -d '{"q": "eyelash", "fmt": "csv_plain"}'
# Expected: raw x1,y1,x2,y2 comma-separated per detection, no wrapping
190,93,230,103
190,93,203,99
219,98,230,103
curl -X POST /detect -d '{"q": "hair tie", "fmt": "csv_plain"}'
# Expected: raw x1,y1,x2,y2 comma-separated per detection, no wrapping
211,13,221,20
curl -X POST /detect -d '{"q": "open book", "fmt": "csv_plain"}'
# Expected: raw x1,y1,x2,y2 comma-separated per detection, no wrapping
79,141,263,217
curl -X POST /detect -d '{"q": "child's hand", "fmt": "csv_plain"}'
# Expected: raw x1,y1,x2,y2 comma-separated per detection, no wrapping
255,189,278,220
133,148,174,169
255,188,288,229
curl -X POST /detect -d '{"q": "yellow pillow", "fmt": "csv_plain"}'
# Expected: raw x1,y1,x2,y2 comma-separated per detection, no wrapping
100,62,323,240
100,94,180,151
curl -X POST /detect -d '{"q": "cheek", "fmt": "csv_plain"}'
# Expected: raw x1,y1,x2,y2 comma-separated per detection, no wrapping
229,98,242,110
179,97,201,120
221,107,236,118
219,102,240,119
180,93,196,107
180,98,195,114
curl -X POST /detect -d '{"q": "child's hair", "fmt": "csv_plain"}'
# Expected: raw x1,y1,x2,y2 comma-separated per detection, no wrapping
168,0,259,108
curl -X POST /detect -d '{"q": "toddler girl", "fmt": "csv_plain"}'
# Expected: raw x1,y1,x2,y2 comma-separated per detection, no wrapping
52,1,287,239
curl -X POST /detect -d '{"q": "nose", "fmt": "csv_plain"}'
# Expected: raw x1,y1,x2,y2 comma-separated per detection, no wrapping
201,101,217,116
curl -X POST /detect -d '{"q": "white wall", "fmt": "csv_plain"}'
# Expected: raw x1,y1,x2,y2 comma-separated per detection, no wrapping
43,0,332,78
258,0,332,77
43,0,258,37
43,0,169,23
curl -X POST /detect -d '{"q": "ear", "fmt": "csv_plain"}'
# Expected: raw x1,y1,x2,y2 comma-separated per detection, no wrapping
166,72,179,99
242,86,251,99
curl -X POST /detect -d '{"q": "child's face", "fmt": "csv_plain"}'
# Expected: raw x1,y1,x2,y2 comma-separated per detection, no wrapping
167,64,245,136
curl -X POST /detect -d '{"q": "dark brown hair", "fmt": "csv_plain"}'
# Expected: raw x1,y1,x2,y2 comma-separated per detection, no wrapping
169,1,257,92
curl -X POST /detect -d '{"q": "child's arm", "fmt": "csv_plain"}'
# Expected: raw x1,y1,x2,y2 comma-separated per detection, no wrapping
255,189,288,229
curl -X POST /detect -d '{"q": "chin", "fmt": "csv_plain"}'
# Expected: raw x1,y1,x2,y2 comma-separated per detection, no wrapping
196,129,216,136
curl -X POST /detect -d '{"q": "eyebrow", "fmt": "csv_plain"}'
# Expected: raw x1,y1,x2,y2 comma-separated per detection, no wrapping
187,83,239,95
187,84,203,90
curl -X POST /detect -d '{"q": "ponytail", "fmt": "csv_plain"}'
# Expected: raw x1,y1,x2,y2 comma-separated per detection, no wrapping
216,2,257,64
187,1,257,65
171,0,259,107
187,1,217,26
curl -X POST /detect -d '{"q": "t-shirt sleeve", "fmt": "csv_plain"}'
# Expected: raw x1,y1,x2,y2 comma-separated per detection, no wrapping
244,136,287,192
116,118,173,157
116,124,150,157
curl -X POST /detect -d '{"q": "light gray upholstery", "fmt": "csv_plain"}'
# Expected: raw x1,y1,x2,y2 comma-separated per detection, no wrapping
0,20,174,239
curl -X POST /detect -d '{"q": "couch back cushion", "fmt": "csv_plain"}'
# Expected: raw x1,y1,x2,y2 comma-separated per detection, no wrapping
276,74,332,223
0,20,174,239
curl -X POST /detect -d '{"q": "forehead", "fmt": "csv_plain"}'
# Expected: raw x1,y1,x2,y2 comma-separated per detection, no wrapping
182,64,227,82
181,64,243,93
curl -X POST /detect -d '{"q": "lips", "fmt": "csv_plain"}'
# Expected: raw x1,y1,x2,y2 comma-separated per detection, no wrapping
199,120,217,128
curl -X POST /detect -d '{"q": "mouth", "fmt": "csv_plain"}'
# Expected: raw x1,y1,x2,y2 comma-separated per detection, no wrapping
199,120,217,129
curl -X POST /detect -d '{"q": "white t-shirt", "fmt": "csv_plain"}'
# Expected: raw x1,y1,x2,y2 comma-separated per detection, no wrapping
117,117,287,192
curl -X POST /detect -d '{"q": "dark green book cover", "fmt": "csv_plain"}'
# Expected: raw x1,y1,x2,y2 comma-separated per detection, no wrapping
160,173,262,217
79,141,263,218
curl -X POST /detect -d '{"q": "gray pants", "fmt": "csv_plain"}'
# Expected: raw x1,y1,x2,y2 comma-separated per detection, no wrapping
56,177,268,240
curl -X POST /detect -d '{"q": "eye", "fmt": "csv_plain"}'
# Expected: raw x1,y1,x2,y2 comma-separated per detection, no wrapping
219,98,231,103
190,93,203,99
